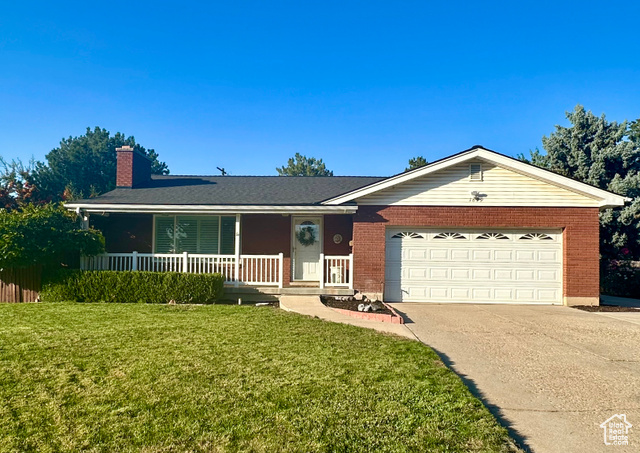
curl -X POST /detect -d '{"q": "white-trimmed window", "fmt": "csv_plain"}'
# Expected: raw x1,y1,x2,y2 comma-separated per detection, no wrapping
154,215,236,254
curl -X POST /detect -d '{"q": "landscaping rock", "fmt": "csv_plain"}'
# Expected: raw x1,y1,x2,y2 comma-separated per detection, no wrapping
322,296,394,316
370,300,385,312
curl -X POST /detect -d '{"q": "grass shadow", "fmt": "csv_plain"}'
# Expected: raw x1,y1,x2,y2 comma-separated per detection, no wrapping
389,305,531,453
431,347,532,453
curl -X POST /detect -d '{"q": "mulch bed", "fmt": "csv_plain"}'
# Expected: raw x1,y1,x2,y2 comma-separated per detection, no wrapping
574,305,640,312
321,296,394,316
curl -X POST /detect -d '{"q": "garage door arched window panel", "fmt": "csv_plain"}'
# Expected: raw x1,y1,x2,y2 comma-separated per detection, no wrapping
391,232,425,239
519,233,554,241
476,232,509,240
433,232,468,240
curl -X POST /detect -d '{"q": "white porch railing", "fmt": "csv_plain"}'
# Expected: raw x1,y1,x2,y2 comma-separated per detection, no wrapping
80,252,284,288
319,254,353,289
239,255,283,286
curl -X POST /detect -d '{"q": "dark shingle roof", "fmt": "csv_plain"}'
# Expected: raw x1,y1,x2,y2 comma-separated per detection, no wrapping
75,175,386,205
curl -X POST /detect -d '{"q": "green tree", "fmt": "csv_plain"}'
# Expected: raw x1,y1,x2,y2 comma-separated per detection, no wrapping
406,156,428,171
0,158,41,210
30,127,169,201
0,204,104,269
276,153,333,176
630,119,640,146
520,105,640,259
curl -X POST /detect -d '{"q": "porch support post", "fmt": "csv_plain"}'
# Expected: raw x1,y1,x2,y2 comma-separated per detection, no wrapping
348,253,354,290
278,253,284,289
182,251,189,273
79,210,89,269
81,212,89,230
319,253,325,289
234,214,241,287
132,251,138,271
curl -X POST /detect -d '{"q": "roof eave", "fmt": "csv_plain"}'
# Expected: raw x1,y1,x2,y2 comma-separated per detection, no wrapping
599,196,632,209
64,203,359,215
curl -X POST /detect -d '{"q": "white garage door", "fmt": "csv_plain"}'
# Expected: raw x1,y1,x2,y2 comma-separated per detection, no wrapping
385,229,562,304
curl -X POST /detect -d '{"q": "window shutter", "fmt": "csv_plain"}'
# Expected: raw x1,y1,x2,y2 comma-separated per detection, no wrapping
199,217,220,253
220,216,236,255
175,216,199,253
155,216,176,253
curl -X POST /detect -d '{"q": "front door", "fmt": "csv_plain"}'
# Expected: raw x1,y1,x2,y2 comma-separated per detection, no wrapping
293,216,322,281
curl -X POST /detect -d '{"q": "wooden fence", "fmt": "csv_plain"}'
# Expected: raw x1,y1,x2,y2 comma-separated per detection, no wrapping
0,266,41,302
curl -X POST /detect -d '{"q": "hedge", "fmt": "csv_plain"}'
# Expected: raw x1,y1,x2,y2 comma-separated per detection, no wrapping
601,260,640,299
40,270,225,304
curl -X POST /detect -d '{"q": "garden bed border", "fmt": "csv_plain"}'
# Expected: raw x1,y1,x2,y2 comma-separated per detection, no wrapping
327,301,405,324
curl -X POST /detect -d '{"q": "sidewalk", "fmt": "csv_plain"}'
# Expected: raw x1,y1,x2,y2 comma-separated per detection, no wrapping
279,295,415,339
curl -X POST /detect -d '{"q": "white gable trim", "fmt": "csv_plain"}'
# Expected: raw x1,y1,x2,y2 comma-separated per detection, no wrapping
322,147,629,208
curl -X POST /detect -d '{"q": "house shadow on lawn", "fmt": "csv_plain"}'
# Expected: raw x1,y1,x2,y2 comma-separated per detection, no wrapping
390,306,532,453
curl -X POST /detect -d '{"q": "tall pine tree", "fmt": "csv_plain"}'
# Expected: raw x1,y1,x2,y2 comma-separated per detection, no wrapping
276,153,333,176
521,105,640,259
30,127,169,201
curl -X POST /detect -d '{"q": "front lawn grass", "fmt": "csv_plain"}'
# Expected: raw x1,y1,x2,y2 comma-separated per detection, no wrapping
0,303,517,452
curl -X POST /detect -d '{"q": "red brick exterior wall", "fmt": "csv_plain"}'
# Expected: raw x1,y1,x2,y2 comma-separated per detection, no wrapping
352,206,600,301
323,214,353,255
242,214,292,286
116,147,152,188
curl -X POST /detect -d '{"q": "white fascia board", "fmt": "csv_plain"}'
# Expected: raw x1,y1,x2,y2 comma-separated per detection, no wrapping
64,203,358,215
322,148,629,208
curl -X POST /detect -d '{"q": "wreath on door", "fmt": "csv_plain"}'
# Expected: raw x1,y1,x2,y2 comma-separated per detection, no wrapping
296,225,317,247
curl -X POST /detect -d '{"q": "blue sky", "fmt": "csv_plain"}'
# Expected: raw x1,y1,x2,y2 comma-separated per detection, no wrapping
1,1,638,176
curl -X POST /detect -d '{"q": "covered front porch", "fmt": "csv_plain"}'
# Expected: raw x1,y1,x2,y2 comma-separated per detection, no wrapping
81,209,355,291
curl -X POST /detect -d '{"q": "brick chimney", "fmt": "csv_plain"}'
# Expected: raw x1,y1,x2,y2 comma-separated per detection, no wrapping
116,145,152,188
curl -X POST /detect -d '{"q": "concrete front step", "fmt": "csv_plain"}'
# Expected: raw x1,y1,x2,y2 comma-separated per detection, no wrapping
222,285,355,302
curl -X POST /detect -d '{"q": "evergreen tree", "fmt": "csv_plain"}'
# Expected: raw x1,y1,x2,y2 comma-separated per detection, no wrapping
30,127,169,201
276,153,333,176
520,105,640,259
406,156,428,171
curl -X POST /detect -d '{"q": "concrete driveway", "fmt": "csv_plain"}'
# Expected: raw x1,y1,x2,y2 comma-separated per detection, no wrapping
389,304,640,453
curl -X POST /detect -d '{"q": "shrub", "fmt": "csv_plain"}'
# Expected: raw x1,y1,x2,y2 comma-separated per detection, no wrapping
0,203,104,270
600,260,640,298
41,270,225,304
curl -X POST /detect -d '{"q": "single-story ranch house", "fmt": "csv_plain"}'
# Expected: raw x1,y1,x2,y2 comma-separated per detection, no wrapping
66,145,628,306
